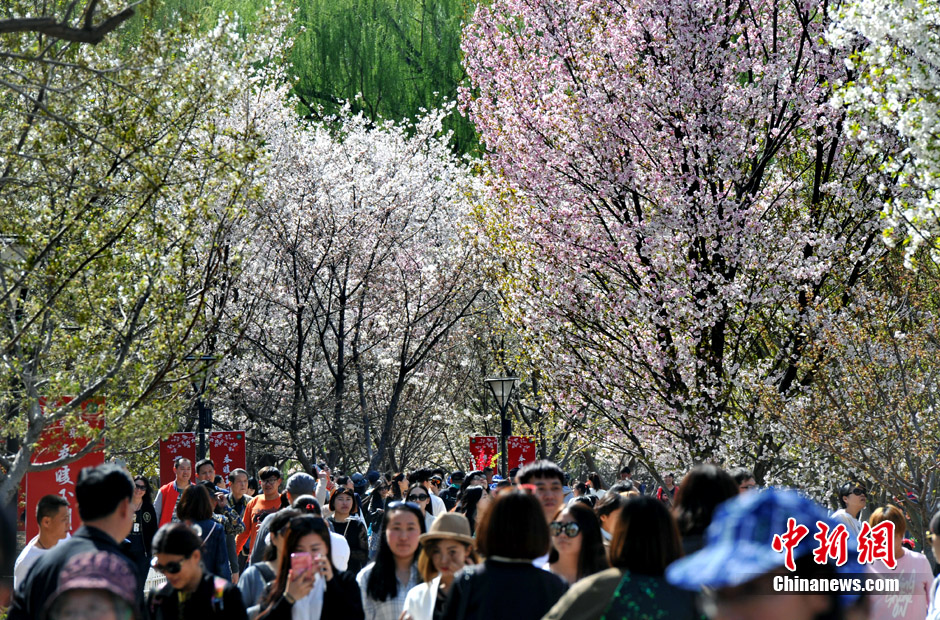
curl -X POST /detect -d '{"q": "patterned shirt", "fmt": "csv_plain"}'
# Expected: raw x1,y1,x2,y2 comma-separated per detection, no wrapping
356,562,420,620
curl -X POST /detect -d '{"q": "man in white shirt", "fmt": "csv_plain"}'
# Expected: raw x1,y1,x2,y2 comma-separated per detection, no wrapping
13,494,70,589
831,481,867,536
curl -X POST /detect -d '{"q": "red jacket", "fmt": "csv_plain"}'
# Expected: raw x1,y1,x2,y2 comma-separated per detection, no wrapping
157,482,181,527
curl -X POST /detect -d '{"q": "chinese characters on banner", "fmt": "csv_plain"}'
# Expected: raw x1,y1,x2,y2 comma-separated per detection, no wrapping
772,518,896,570
159,433,196,486
507,436,536,469
25,398,105,541
469,436,498,471
208,431,246,478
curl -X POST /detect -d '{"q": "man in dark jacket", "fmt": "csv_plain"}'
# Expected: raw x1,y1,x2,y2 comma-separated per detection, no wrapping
8,463,140,619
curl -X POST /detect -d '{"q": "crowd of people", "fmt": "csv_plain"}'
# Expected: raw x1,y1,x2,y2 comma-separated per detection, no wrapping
2,458,939,620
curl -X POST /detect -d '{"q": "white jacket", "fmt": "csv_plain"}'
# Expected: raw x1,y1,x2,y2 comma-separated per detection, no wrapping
402,575,442,620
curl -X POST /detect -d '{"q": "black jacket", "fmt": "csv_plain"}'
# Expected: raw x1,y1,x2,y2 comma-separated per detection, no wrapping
441,560,567,620
147,571,247,620
8,525,143,620
256,569,364,620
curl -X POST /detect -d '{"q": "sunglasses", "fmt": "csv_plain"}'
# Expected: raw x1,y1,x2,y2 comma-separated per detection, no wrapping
387,500,422,511
135,484,147,490
430,479,442,486
851,488,867,496
151,553,192,574
549,521,581,538
408,493,430,502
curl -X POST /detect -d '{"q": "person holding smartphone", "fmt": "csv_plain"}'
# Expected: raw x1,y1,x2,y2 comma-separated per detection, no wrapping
256,515,364,620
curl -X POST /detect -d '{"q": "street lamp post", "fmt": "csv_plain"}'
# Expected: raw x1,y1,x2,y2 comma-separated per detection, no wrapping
485,376,518,478
184,355,218,461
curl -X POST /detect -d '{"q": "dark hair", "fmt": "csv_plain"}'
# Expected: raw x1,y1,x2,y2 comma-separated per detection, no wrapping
728,467,754,485
482,467,494,475
517,460,565,486
574,482,589,496
262,509,301,562
572,495,597,508
408,468,432,485
173,457,191,468
455,486,487,534
152,522,203,557
329,488,358,515
292,494,321,515
457,471,487,499
76,464,134,521
388,473,405,501
195,458,214,475
476,490,550,560
176,484,214,522
36,494,69,525
248,477,259,493
610,495,683,576
931,510,940,537
263,516,335,610
838,481,865,509
258,466,281,481
335,475,351,488
228,468,249,484
407,483,434,516
366,503,425,602
587,472,605,491
620,466,631,476
134,476,154,506
553,503,608,580
673,465,739,537
608,481,633,494
595,492,626,519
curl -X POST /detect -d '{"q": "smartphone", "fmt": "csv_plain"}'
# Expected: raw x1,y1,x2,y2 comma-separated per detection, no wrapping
291,552,313,576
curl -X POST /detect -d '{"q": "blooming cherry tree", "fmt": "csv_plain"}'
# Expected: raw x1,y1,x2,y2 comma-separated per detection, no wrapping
462,0,892,477
828,0,940,266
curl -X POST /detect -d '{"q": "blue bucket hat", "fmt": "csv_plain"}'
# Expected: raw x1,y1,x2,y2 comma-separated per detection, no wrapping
666,488,864,591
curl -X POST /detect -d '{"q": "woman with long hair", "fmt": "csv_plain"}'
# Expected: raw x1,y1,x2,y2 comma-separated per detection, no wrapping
237,509,300,611
328,488,370,574
671,464,738,555
441,490,567,620
126,475,158,583
147,523,247,619
175,484,231,580
548,502,608,584
406,483,436,531
357,502,425,619
453,486,492,536
256,516,363,619
402,513,479,620
543,495,698,620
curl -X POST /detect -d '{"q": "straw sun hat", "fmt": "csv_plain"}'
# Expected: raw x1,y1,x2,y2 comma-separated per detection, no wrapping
419,512,475,546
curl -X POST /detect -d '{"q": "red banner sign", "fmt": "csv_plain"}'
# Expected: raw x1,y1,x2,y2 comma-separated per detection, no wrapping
159,433,196,486
25,398,105,541
507,436,537,469
209,431,246,479
469,436,498,471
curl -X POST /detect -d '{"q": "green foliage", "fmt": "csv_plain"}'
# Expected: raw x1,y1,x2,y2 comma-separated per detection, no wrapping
132,0,479,153
0,0,280,502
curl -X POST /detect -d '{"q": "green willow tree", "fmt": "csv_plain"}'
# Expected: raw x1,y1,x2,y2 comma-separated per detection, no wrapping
138,0,478,153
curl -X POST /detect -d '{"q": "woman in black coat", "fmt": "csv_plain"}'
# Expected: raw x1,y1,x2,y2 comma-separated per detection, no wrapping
125,475,158,583
256,515,364,620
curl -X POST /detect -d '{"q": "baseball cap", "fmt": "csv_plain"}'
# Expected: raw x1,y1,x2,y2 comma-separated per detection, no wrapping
666,488,864,592
285,472,317,496
44,551,137,616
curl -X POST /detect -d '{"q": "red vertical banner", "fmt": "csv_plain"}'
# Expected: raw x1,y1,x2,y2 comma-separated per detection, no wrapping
208,431,246,480
25,398,105,542
469,436,498,471
507,436,537,470
159,433,196,486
